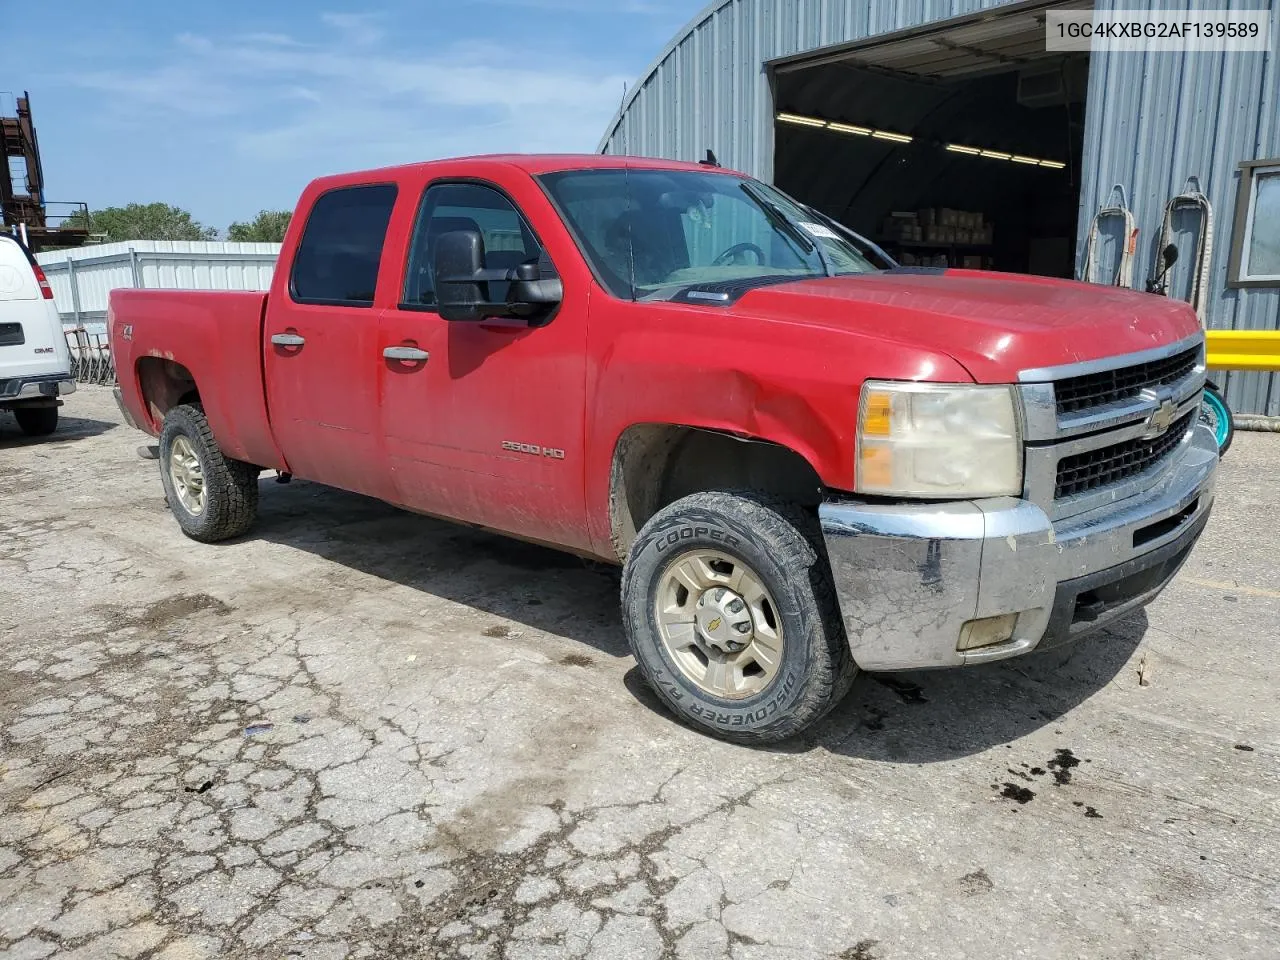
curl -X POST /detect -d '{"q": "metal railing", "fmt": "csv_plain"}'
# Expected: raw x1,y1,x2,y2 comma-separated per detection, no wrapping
39,243,279,327
65,327,116,385
43,200,92,231
1205,329,1280,373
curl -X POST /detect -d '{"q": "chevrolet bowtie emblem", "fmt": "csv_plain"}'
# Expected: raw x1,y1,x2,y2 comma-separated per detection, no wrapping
1145,398,1177,437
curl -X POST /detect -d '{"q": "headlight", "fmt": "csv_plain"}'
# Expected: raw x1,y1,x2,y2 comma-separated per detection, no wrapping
857,381,1022,497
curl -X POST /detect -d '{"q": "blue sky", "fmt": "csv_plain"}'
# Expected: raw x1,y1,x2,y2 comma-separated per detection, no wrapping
3,0,696,231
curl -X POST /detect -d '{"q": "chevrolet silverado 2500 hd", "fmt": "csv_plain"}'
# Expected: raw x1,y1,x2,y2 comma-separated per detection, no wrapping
109,155,1217,743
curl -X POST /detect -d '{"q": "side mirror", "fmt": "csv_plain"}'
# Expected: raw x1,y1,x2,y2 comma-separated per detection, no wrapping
433,232,562,323
1162,243,1179,268
434,230,487,322
507,260,563,319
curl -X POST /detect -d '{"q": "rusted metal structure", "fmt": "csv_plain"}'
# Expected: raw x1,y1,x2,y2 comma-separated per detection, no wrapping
1,90,89,252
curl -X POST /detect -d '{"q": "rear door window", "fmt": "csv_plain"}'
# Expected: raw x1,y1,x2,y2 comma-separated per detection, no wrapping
290,184,398,306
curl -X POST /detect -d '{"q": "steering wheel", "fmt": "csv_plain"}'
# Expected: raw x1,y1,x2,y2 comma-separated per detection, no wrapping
712,242,766,267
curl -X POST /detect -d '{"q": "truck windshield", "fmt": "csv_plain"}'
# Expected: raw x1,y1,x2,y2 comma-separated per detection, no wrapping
538,168,877,301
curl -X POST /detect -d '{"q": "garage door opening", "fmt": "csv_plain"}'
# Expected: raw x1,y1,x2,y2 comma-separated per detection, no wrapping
771,4,1090,278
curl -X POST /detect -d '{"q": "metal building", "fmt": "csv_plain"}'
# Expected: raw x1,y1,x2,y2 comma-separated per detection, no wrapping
599,0,1280,415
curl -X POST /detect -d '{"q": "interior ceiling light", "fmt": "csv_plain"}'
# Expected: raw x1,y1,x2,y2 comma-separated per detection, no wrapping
777,112,826,128
946,142,1066,169
776,112,1065,169
775,111,912,144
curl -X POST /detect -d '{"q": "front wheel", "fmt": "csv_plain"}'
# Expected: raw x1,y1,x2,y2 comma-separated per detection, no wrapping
1200,384,1234,457
159,403,260,542
621,491,856,744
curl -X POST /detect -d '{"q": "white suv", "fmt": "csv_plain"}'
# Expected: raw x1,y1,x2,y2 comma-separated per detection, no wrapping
0,234,74,436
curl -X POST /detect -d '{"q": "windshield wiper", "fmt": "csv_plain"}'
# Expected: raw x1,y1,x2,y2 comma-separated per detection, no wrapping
738,183,832,276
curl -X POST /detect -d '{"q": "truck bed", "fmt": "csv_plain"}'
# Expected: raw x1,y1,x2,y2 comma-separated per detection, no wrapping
110,289,285,470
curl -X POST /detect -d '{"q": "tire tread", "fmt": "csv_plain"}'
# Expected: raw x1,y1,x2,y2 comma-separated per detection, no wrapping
13,405,58,437
160,404,258,542
622,490,855,744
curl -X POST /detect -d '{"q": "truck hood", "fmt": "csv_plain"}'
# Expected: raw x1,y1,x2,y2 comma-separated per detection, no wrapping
729,269,1201,383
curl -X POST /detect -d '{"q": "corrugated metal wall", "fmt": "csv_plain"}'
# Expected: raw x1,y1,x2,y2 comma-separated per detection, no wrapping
601,0,1280,415
36,241,280,323
599,0,1020,179
1077,0,1280,416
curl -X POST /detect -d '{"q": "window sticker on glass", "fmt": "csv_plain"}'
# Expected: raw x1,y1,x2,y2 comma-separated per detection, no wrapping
798,221,840,240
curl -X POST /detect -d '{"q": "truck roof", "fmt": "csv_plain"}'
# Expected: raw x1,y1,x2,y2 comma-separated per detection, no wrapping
307,153,739,191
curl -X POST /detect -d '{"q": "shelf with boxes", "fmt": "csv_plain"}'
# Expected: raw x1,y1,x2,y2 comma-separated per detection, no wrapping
879,207,995,269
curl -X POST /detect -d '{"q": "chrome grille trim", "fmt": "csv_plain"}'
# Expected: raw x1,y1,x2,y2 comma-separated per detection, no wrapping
1017,333,1208,521
1019,334,1206,443
1054,346,1200,415
1017,331,1206,384
1055,411,1196,499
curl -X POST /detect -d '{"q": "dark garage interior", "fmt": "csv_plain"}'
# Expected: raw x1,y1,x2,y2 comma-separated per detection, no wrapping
772,7,1090,278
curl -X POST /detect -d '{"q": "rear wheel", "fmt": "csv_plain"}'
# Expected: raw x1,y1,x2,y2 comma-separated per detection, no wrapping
621,491,855,744
159,403,259,542
13,405,58,437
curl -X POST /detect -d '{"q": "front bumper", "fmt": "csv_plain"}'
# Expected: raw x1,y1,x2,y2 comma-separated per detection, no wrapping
819,422,1218,670
0,373,75,405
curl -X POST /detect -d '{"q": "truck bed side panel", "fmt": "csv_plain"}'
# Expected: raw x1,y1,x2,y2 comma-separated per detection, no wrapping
109,289,286,470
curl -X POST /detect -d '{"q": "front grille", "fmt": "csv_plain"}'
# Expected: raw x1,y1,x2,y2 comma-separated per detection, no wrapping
0,322,24,347
1055,411,1195,499
1055,346,1200,415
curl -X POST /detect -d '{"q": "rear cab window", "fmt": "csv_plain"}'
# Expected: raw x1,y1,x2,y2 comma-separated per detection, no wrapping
290,184,398,306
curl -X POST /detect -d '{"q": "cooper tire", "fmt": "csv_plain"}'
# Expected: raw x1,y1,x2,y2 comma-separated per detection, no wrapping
14,405,58,437
159,403,259,543
621,491,856,744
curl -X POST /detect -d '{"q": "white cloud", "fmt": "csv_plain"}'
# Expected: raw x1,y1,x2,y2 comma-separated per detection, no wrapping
237,32,309,47
67,13,632,171
319,11,387,47
72,65,239,118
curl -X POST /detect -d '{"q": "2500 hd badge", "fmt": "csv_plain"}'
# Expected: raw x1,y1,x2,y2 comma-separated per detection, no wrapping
501,441,566,459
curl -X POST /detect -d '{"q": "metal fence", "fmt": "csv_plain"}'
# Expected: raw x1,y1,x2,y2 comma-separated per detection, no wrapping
37,240,280,327
37,241,279,387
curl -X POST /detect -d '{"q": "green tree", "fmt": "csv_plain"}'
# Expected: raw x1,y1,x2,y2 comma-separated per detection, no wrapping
227,210,292,243
68,203,218,242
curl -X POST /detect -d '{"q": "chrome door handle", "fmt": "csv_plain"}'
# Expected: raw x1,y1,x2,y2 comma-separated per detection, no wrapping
383,345,430,362
271,332,306,347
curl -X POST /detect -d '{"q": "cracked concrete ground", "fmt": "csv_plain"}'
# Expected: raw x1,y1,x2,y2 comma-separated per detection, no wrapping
1,386,1277,960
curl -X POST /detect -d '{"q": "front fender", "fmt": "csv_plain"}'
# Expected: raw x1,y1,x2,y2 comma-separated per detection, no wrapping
582,294,972,557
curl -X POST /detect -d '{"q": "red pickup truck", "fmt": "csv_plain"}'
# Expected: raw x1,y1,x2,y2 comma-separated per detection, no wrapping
110,154,1217,743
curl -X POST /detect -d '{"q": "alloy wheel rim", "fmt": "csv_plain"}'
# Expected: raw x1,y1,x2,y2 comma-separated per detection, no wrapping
654,550,784,700
169,435,206,516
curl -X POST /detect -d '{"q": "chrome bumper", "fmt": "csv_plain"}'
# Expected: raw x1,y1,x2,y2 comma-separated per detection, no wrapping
0,374,75,404
819,423,1218,671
